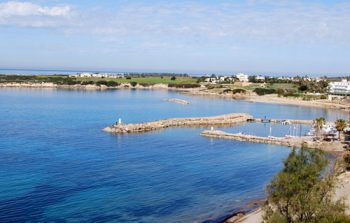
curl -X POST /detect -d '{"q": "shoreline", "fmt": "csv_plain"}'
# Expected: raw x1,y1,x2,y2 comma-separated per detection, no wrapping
185,89,350,112
2,82,350,112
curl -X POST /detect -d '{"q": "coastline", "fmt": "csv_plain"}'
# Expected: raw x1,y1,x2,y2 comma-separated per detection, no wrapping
2,82,349,112
185,89,350,112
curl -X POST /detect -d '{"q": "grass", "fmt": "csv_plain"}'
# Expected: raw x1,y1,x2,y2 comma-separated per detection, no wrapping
76,76,198,85
0,75,198,86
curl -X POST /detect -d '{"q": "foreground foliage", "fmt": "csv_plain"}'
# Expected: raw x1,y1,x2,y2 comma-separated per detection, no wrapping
263,148,350,223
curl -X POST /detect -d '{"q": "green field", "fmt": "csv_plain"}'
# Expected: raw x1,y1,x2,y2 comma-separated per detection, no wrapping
76,76,198,85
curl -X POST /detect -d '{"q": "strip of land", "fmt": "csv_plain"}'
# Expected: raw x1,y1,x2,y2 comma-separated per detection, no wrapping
103,113,252,133
201,130,345,152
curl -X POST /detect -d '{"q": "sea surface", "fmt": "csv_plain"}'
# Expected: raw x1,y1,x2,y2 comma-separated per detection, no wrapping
0,88,347,223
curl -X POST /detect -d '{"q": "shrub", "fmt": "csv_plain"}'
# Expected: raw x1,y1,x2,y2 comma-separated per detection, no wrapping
232,88,246,94
96,80,108,86
320,95,327,99
298,85,308,91
170,76,176,81
344,152,350,171
253,88,276,96
139,83,153,87
106,81,120,87
80,81,94,85
126,76,131,80
168,83,200,88
130,82,137,87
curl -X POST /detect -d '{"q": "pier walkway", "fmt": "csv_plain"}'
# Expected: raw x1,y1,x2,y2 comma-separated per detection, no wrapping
201,130,345,152
103,113,252,134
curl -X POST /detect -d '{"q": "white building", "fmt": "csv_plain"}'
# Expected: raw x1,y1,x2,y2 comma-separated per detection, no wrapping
255,75,265,82
329,79,350,95
79,72,92,77
236,73,249,82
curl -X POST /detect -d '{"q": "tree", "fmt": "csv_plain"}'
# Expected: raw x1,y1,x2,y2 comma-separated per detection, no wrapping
264,148,348,223
314,117,325,139
170,76,176,81
335,119,347,140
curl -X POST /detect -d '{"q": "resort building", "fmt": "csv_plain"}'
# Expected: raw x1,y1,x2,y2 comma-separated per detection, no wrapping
236,73,249,82
255,75,265,82
329,79,350,95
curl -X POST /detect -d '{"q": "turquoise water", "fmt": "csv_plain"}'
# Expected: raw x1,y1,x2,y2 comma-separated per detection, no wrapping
0,88,346,222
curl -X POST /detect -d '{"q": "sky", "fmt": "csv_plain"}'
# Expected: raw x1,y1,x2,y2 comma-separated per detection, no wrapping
0,0,350,75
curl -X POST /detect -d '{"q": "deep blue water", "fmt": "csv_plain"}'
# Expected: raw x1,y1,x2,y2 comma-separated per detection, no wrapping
0,88,347,223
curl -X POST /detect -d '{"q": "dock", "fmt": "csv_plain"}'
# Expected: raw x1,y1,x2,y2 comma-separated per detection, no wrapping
201,130,308,148
103,113,252,134
251,118,313,125
201,130,345,152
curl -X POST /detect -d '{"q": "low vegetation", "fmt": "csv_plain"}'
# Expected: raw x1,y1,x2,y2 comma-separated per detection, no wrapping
0,75,198,87
264,148,350,223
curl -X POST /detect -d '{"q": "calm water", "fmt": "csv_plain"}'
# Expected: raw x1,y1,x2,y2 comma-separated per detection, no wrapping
0,88,346,223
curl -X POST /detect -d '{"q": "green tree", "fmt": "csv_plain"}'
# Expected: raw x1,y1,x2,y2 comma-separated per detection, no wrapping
314,117,325,139
264,148,348,223
335,119,347,140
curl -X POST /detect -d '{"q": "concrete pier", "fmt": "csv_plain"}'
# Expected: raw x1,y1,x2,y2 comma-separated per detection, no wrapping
251,118,313,125
201,130,345,152
103,113,252,134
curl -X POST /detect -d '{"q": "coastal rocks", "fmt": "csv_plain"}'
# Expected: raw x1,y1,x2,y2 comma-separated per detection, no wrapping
103,113,252,134
165,98,190,105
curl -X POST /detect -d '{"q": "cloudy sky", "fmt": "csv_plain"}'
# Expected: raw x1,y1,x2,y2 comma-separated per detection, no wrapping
0,0,349,75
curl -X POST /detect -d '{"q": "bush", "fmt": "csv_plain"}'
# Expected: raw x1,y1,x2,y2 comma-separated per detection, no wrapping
80,81,94,85
320,95,327,99
344,152,350,171
130,82,137,87
126,76,131,80
232,88,246,94
96,80,108,86
170,76,176,81
253,88,276,96
168,83,200,88
139,83,153,87
106,81,120,87
298,85,308,91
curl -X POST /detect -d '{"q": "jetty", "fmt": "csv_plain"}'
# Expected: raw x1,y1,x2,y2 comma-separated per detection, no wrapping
250,118,313,125
103,113,252,134
201,130,345,152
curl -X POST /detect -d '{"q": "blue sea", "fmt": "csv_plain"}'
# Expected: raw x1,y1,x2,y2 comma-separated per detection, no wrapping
0,88,346,222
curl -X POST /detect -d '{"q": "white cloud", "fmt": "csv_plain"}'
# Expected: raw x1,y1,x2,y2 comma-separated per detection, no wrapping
0,1,73,27
1,1,350,47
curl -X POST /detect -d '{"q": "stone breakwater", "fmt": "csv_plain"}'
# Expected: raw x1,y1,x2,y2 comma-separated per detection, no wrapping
201,130,345,152
103,113,252,134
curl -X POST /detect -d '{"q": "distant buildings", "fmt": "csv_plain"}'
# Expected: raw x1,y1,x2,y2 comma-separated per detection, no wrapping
329,79,350,95
235,73,249,82
70,72,124,78
204,75,234,84
255,75,265,82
